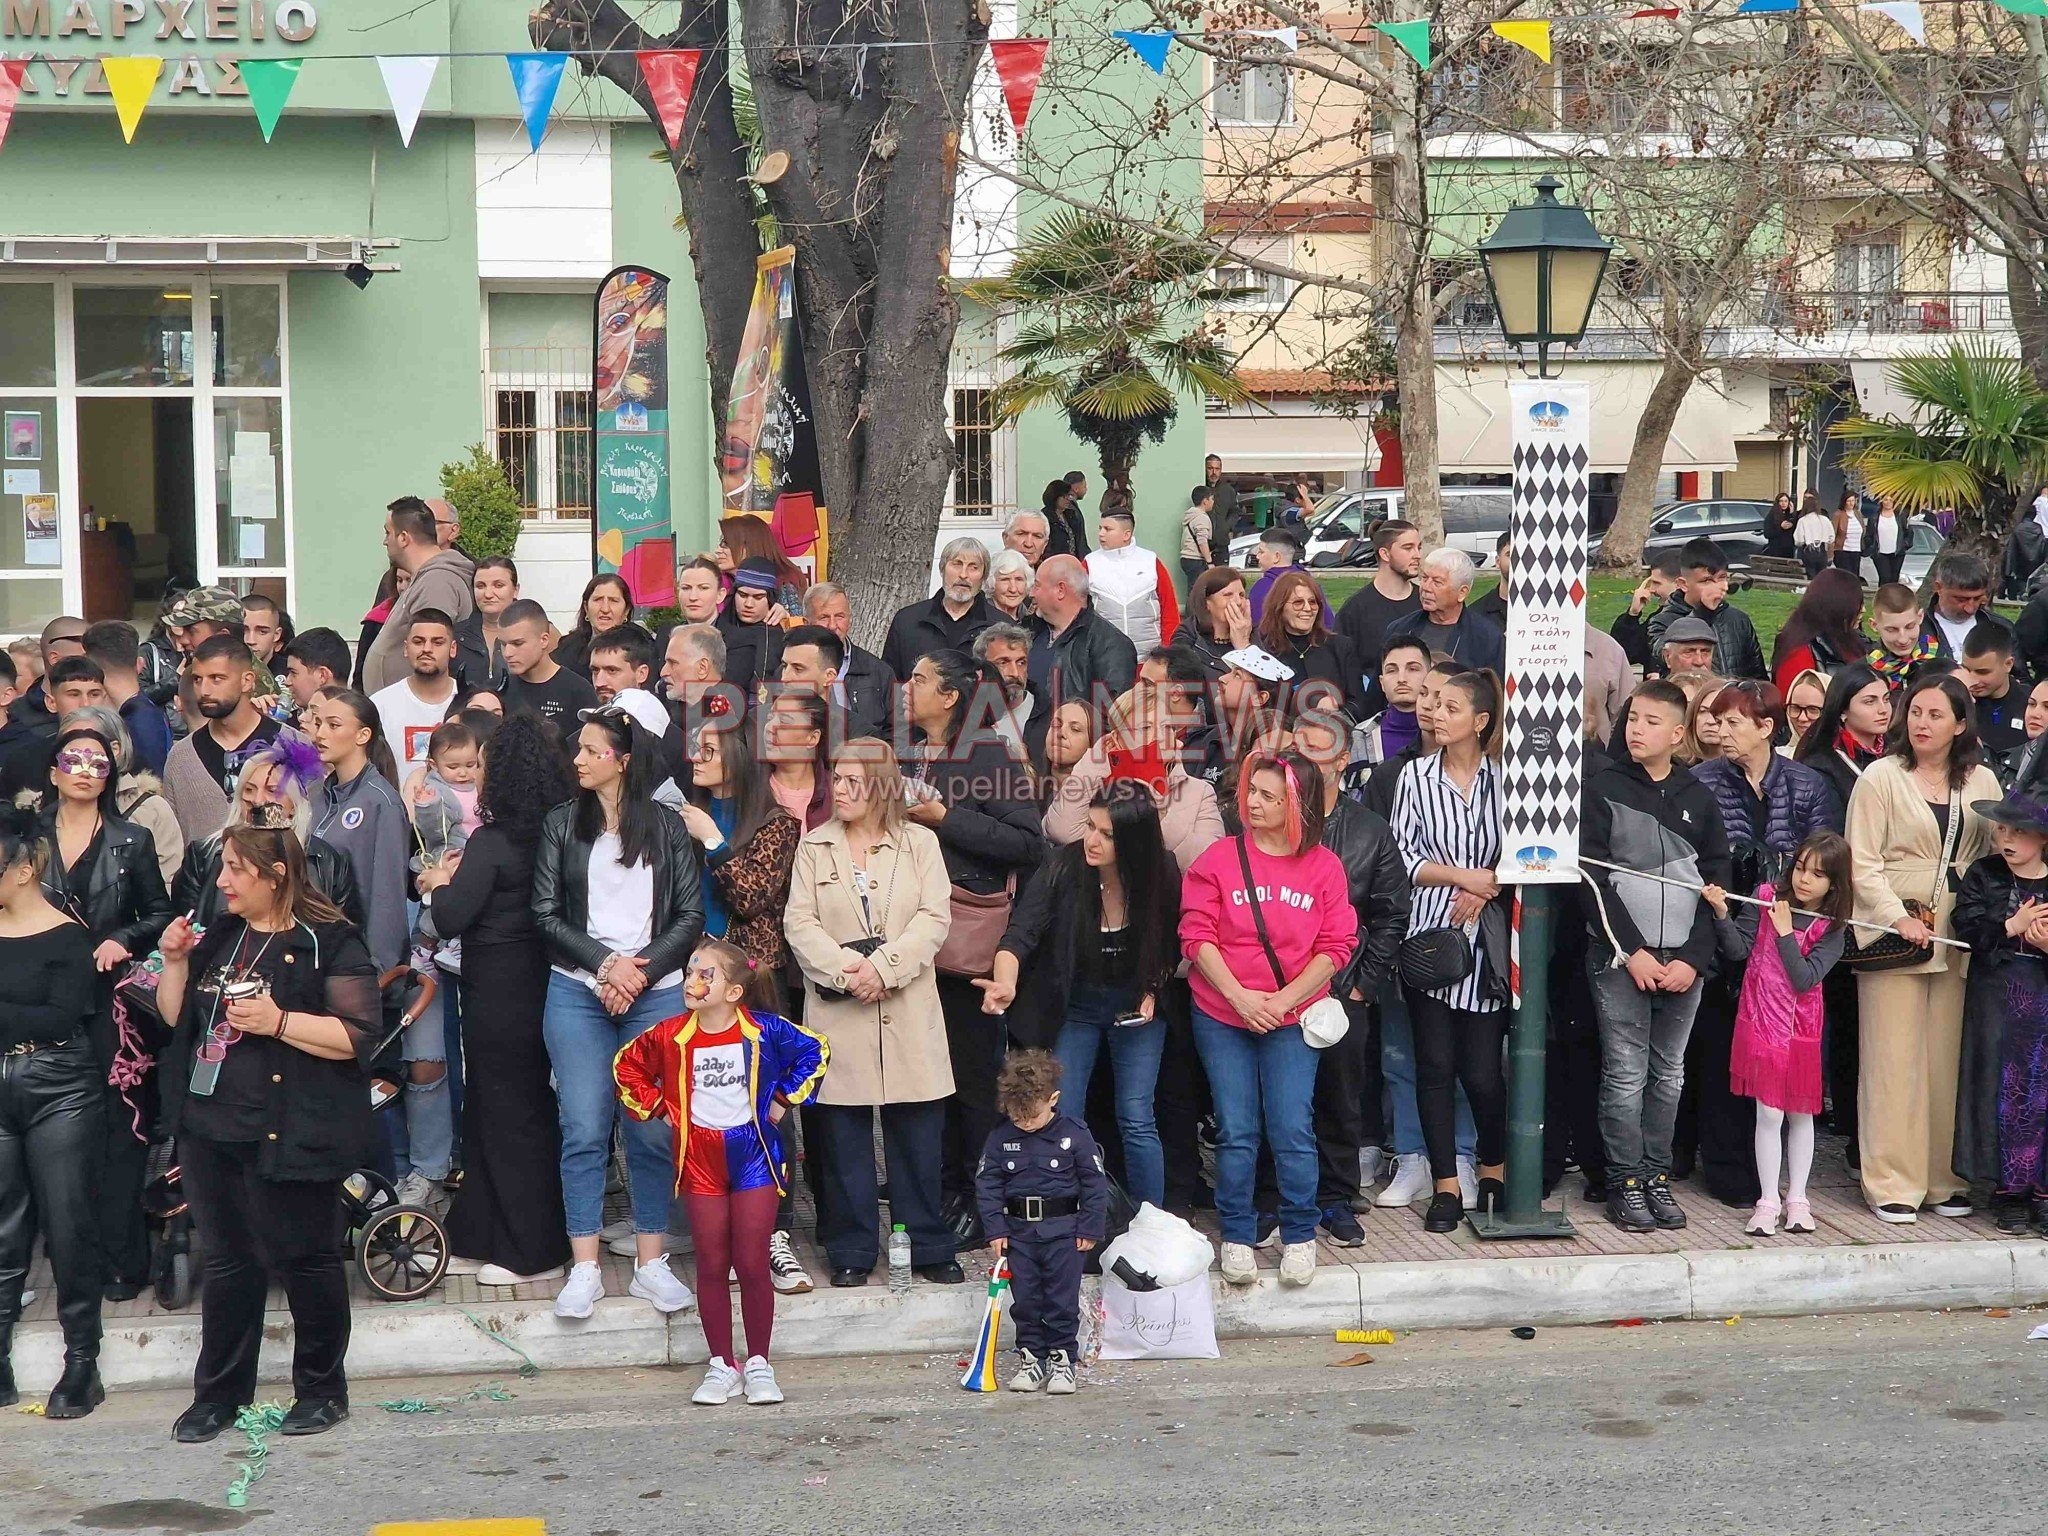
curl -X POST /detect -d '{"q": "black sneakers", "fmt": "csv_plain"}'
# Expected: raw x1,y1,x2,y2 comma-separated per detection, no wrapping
1608,1178,1657,1232
1319,1205,1366,1246
1645,1175,1688,1230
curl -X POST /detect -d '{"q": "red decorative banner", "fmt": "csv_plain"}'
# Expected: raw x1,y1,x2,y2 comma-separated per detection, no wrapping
0,59,25,154
638,49,703,150
1629,6,1682,15
988,38,1051,139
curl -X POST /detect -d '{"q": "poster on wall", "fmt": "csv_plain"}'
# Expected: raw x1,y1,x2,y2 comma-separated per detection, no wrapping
720,246,829,581
4,411,39,460
591,265,675,608
1495,379,1591,889
22,492,59,565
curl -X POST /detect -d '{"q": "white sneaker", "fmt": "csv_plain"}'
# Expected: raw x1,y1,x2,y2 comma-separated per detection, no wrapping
477,1264,566,1287
1044,1349,1077,1395
443,1256,484,1277
692,1356,743,1406
1278,1241,1317,1287
1456,1156,1479,1208
1359,1146,1387,1188
606,1232,640,1257
629,1255,696,1314
742,1355,784,1405
767,1231,813,1294
1007,1349,1047,1392
1375,1153,1431,1207
394,1171,444,1211
1219,1241,1257,1285
599,1217,634,1243
553,1260,605,1319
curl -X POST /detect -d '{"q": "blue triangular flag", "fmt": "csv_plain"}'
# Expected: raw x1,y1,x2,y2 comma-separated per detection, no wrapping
506,51,568,150
1113,28,1176,74
1735,0,1798,11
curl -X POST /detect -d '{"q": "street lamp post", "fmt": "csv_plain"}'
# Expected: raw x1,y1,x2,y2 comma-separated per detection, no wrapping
1469,176,1613,1241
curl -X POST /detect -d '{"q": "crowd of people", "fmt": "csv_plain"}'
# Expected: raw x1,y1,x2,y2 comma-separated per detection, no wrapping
4,485,2048,1423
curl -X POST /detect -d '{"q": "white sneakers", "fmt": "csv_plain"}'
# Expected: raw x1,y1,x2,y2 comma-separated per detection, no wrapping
1278,1241,1316,1288
1218,1241,1257,1286
694,1356,782,1406
1043,1349,1077,1395
1375,1153,1431,1207
629,1255,696,1314
478,1264,565,1287
767,1231,813,1294
609,1227,695,1258
553,1260,605,1319
393,1171,444,1212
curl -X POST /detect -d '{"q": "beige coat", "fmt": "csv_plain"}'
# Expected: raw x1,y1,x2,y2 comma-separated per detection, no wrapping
117,773,184,889
1042,739,1224,871
1845,754,1998,976
784,818,954,1105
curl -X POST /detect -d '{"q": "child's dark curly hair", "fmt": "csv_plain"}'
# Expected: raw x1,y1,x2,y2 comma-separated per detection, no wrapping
995,1049,1063,1122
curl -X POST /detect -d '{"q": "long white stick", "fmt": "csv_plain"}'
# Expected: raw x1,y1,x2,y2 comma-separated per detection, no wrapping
1575,856,1971,951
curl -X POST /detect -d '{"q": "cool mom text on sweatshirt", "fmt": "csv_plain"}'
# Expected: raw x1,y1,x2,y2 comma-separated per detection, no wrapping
1179,837,1358,1028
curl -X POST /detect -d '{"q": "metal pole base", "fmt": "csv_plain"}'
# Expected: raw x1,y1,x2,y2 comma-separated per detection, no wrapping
1466,1204,1576,1241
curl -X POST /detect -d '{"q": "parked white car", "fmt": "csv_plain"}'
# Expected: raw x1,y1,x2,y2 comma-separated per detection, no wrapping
1225,487,1513,568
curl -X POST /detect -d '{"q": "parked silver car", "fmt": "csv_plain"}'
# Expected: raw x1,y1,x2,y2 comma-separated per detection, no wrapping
1226,486,1512,568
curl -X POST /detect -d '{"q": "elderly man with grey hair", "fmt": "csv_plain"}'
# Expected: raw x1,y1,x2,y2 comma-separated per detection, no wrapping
1001,509,1051,569
1025,553,1138,729
972,620,1037,759
801,579,896,736
881,535,998,679
1382,545,1505,675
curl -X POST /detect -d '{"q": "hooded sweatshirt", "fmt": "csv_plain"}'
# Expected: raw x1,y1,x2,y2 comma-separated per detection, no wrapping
362,547,477,694
1179,835,1358,1028
1581,755,1731,975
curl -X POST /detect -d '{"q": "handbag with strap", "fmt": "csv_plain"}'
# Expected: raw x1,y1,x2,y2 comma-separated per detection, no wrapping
1232,837,1349,1047
1844,786,1963,971
935,873,1015,979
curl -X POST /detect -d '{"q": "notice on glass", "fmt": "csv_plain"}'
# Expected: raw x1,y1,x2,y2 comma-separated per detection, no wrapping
2,468,38,496
22,493,59,565
237,520,268,563
230,455,277,520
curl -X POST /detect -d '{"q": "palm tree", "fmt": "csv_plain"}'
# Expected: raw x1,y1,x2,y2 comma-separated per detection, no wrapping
1830,342,2048,552
961,210,1254,497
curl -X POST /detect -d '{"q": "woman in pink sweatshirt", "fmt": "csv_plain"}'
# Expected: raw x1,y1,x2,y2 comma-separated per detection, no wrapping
1179,749,1357,1289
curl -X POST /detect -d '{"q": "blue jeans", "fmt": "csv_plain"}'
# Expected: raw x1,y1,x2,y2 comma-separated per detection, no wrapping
542,972,682,1239
1191,1006,1320,1245
1380,980,1475,1160
1053,981,1167,1208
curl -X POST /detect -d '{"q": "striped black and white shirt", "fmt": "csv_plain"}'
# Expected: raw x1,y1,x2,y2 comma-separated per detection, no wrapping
1390,751,1501,1011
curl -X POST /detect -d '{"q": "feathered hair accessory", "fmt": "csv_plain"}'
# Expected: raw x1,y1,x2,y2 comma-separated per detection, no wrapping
260,736,327,799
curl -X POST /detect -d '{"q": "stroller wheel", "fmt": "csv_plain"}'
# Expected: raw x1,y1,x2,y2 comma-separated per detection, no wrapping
356,1204,449,1301
154,1248,194,1312
340,1169,399,1234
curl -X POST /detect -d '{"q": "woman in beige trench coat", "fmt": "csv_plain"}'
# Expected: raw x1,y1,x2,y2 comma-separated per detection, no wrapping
784,739,962,1287
1846,674,1998,1223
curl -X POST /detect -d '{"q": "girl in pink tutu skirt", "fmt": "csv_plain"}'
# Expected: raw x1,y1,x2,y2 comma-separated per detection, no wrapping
1704,831,1855,1237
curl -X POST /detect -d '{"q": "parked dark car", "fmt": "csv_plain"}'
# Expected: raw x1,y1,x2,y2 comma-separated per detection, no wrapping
1639,499,1776,569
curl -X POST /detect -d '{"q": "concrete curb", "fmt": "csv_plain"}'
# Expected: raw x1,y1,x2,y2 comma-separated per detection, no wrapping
14,1238,2045,1391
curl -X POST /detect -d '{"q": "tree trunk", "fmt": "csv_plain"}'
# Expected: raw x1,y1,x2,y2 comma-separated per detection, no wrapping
2007,250,2048,393
1383,46,1443,549
1597,342,1704,570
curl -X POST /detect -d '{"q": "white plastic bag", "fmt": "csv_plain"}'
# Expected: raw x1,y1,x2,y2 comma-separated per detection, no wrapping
1098,1272,1219,1360
1099,1202,1214,1290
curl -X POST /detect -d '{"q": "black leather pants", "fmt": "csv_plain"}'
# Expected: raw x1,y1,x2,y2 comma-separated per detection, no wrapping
0,1040,107,1363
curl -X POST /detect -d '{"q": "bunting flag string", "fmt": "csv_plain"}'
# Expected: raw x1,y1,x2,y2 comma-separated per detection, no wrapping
1374,19,1434,70
987,37,1051,140
507,51,569,152
101,55,161,144
240,58,302,143
1114,28,1178,75
0,59,24,155
1735,0,1799,12
1491,20,1554,63
638,49,703,150
1859,0,1926,41
377,55,439,148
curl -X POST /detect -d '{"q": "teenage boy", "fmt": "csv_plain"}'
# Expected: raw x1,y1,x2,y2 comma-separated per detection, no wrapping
1646,539,1765,680
1352,634,1430,767
1613,550,1683,674
1581,679,1730,1234
498,597,598,736
1866,582,1940,691
1960,625,2030,778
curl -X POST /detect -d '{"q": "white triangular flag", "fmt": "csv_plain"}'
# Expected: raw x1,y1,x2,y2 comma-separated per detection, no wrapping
377,55,440,147
1858,0,1925,44
1261,26,1300,51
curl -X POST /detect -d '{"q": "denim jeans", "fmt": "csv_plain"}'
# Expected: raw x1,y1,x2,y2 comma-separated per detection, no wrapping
542,971,683,1238
1054,980,1167,1208
1379,980,1475,1160
1191,1006,1321,1245
400,981,454,1182
1590,946,1704,1183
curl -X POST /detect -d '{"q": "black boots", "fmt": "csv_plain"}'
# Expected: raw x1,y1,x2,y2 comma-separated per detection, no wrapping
44,1354,103,1419
0,1322,15,1409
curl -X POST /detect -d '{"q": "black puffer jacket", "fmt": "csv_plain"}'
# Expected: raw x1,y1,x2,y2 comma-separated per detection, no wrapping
174,831,366,936
907,735,1042,895
1321,797,1411,1000
38,811,172,960
530,802,704,980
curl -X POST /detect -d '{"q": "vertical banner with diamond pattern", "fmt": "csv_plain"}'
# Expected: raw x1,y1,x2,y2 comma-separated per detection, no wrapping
1497,380,1590,889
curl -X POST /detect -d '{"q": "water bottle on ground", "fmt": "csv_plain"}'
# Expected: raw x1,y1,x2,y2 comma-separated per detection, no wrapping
888,1223,912,1293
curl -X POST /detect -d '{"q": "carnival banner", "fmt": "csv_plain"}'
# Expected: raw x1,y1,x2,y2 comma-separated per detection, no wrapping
1497,380,1591,888
592,265,676,608
721,247,829,580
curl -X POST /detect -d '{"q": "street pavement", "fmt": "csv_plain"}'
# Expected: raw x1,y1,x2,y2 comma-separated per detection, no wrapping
0,1310,2041,1535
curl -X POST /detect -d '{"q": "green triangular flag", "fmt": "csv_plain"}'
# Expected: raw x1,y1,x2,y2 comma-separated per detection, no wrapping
1374,18,1433,69
241,58,303,143
1993,0,2048,14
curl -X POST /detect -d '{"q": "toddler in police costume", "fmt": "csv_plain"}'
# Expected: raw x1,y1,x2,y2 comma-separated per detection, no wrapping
975,1051,1109,1395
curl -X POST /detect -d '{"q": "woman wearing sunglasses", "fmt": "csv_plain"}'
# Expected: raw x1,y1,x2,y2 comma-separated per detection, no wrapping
36,719,172,1304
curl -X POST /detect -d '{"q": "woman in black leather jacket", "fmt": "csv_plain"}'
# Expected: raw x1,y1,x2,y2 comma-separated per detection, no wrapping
531,704,703,1315
173,740,365,934
903,649,1043,1247
37,719,171,1301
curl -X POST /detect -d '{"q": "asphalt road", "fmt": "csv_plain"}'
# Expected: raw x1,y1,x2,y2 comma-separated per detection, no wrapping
2,1311,2042,1535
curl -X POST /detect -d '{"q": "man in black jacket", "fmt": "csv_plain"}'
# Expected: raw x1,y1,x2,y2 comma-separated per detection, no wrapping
780,621,892,741
1025,555,1137,726
1294,710,1411,1243
1644,539,1766,681
799,581,894,739
1581,679,1731,1235
881,538,997,679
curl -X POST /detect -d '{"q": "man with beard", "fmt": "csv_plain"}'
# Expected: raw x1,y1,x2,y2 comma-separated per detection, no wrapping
370,609,462,767
882,537,998,679
1335,519,1424,702
972,622,1036,762
161,634,294,840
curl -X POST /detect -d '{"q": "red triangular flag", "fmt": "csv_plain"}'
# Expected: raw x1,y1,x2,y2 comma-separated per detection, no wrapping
0,59,27,154
987,38,1050,140
638,49,702,150
1629,6,1682,15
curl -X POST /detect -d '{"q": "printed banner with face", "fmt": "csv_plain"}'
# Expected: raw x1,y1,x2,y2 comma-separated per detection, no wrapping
720,246,828,580
593,266,675,607
1497,380,1591,886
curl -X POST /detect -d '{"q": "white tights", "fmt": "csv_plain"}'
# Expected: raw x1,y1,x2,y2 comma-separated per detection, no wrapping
1754,1104,1815,1204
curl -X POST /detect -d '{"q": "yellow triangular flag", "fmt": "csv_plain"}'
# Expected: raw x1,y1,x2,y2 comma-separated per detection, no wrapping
1490,20,1552,64
102,56,162,143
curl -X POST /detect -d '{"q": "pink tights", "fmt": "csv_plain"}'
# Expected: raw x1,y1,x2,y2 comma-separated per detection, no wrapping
686,1186,781,1365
